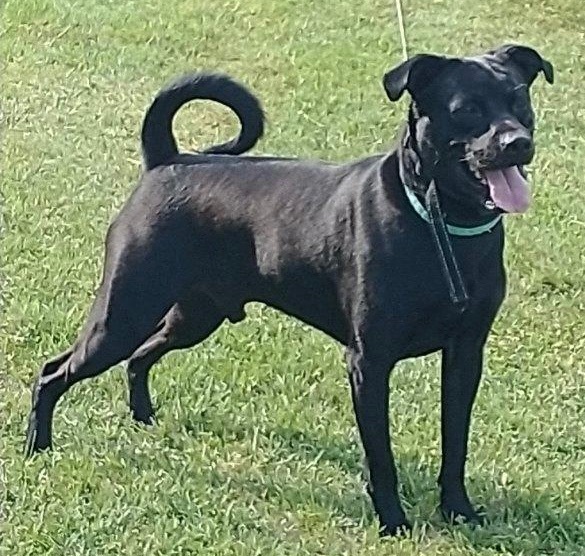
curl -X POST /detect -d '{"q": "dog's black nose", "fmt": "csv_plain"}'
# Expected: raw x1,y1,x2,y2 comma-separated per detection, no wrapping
499,129,533,157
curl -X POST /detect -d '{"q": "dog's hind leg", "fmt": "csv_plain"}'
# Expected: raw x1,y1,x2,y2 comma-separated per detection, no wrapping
126,293,225,424
25,224,195,456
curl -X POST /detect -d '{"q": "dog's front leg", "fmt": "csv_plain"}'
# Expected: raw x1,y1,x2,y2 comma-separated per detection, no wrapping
438,336,486,525
347,347,410,536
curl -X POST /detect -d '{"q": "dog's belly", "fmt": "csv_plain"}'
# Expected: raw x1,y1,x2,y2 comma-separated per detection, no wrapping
254,269,349,343
259,296,348,345
195,263,348,343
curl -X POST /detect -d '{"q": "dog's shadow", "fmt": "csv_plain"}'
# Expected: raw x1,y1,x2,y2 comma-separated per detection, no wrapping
210,423,585,552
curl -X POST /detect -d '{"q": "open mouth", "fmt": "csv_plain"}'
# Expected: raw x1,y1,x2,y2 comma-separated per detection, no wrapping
469,164,531,213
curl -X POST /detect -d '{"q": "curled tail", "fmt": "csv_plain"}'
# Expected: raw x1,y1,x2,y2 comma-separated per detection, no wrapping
141,72,265,170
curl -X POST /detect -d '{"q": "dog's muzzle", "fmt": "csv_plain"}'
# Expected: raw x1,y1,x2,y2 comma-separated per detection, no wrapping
499,129,533,159
495,122,534,164
467,120,535,214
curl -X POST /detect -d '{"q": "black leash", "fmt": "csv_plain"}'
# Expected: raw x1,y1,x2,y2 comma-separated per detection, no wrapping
424,181,470,310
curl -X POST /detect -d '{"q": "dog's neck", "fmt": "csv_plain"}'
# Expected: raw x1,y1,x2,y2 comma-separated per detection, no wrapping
397,105,500,228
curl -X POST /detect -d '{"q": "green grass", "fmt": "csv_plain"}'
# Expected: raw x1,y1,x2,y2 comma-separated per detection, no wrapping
1,0,584,553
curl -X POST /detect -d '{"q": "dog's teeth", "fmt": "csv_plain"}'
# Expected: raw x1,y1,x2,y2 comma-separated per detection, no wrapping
484,199,496,210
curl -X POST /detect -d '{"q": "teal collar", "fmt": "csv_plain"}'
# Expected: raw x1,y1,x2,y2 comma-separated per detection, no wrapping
403,183,502,237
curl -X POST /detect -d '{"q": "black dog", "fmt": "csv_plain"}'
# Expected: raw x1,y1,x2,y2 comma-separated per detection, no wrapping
26,44,553,536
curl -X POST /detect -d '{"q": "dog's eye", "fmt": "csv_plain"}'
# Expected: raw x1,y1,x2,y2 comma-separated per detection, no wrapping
510,88,534,127
511,90,531,112
511,89,526,109
451,103,482,122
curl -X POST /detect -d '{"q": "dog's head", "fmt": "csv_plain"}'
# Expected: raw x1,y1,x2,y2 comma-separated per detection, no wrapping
384,45,553,216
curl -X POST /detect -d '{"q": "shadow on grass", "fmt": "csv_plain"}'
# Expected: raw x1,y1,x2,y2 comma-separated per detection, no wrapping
24,404,584,554
217,423,585,553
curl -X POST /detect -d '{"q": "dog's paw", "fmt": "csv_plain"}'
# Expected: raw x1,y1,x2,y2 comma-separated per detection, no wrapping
440,501,485,526
131,411,156,426
379,518,412,538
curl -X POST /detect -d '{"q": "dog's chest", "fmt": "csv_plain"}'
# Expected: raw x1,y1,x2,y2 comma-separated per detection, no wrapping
373,238,504,358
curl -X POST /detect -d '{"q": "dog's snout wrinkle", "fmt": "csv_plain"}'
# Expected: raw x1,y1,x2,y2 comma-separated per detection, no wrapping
465,120,534,169
498,128,533,155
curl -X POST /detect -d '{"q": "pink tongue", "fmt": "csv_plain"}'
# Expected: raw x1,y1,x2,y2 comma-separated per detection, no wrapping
484,166,531,213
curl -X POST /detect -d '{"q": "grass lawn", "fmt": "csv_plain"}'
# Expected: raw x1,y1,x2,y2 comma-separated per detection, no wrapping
1,0,584,554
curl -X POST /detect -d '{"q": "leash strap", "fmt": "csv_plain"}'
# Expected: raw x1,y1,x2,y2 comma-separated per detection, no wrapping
424,182,470,310
394,0,409,61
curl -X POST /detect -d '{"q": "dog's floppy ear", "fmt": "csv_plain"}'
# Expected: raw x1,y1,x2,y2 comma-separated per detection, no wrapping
492,44,554,85
383,54,451,101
